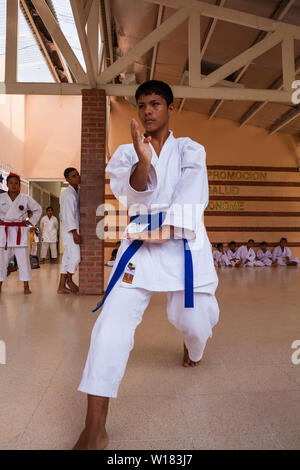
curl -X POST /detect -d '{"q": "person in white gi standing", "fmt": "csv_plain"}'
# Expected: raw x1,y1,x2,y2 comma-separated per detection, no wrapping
57,168,81,294
40,206,58,263
74,80,219,450
0,174,42,294
272,237,299,266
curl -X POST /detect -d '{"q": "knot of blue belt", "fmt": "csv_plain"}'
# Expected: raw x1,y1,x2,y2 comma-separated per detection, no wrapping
92,212,194,312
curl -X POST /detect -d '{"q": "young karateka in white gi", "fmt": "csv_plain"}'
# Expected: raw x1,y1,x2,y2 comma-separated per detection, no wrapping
213,243,232,267
40,206,58,263
256,241,274,267
235,239,264,267
74,80,219,450
0,174,42,294
226,241,239,267
57,168,81,294
272,237,299,266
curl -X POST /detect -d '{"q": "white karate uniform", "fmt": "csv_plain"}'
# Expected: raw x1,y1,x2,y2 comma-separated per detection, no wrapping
226,248,238,266
0,193,42,281
257,249,273,266
213,249,231,266
79,132,219,398
272,246,299,266
40,215,58,259
235,245,264,267
60,186,80,274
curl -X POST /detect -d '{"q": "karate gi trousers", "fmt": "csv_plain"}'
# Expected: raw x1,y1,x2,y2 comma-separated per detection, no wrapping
78,284,219,398
41,242,57,259
60,235,80,275
0,247,31,282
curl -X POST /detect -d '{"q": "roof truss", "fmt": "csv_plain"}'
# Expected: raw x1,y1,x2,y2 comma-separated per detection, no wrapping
1,0,300,113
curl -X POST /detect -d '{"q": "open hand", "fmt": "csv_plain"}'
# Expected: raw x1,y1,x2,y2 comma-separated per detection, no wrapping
73,232,82,245
131,119,152,165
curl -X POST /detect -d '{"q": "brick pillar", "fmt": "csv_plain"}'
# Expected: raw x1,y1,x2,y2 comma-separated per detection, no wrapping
79,89,106,295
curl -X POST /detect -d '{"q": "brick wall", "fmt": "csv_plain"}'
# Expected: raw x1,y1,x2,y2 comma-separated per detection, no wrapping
79,89,106,295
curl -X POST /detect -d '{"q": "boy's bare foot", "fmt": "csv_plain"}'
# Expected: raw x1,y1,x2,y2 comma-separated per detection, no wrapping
182,343,201,367
66,278,79,293
73,427,109,450
57,286,73,294
24,283,32,295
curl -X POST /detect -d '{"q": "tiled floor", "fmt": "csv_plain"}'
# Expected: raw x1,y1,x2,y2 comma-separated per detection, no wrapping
0,264,300,450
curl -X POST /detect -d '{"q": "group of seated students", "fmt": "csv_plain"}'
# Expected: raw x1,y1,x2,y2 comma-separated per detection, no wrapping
213,237,299,268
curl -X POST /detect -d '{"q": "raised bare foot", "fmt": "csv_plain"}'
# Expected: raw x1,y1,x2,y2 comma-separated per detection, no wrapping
73,427,109,450
57,286,73,294
183,343,201,367
66,278,79,293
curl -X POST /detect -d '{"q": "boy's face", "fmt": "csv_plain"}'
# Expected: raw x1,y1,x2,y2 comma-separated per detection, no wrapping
247,241,254,249
229,243,236,252
137,93,174,133
47,208,53,218
261,244,267,252
7,177,20,192
280,239,287,248
67,169,80,186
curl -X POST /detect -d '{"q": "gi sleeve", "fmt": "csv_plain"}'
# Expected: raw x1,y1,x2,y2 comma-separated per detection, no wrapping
106,145,158,207
162,139,207,239
236,247,242,260
60,191,77,233
27,196,42,226
272,247,279,261
54,216,59,232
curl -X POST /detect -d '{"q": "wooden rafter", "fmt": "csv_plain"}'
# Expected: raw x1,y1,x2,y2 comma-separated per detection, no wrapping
269,105,300,134
240,55,300,127
5,0,18,83
70,0,96,87
31,0,87,84
208,0,295,119
150,5,164,80
178,0,226,113
97,7,190,85
145,0,300,39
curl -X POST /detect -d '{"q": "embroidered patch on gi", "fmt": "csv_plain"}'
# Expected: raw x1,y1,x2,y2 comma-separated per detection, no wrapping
122,262,135,284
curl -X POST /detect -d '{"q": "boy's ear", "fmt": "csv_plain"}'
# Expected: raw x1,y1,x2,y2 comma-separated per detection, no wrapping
168,103,175,113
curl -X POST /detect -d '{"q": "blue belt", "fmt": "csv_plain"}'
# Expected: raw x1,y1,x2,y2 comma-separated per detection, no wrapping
92,212,194,312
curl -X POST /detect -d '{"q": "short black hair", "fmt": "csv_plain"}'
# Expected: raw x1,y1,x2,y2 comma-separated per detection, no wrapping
7,173,21,184
248,239,255,243
229,241,236,245
260,241,267,246
135,80,174,107
64,167,77,179
216,243,223,249
280,237,287,242
46,206,53,211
